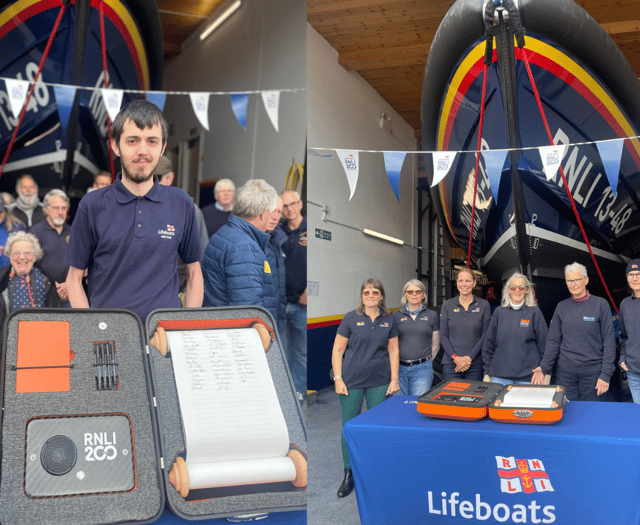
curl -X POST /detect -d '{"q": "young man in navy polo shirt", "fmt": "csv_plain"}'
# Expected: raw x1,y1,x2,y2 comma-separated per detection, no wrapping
65,100,204,321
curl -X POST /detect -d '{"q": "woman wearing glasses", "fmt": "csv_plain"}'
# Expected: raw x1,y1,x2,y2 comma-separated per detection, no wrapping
439,267,491,380
331,278,399,498
532,262,616,401
617,259,640,404
0,231,60,313
482,273,547,385
392,279,439,395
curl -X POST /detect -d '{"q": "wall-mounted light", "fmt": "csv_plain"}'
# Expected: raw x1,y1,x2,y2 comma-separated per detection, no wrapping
363,228,404,245
200,0,242,41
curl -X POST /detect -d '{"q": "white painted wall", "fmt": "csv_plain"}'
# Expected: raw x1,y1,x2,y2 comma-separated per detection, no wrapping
307,24,419,318
161,0,306,195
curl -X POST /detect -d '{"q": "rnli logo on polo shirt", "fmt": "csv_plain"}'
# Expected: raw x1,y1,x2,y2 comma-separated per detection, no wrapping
400,316,408,321
453,308,460,312
299,231,307,247
472,307,480,312
158,225,176,239
264,261,271,274
380,322,389,327
520,319,530,327
496,456,554,494
356,322,365,326
583,317,595,322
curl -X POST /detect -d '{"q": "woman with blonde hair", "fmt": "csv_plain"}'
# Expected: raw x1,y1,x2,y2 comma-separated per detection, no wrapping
392,279,439,395
482,272,548,385
439,267,491,380
331,278,399,498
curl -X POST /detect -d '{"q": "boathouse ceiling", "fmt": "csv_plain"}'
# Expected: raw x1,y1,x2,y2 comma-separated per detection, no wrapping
307,0,640,138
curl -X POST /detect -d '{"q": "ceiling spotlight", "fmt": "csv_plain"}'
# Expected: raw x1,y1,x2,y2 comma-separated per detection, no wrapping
200,0,242,41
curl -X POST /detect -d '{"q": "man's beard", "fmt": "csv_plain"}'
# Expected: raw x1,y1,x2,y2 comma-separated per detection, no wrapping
52,217,66,226
17,193,37,209
122,160,156,184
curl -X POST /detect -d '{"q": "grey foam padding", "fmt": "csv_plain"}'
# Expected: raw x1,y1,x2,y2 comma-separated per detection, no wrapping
147,307,307,520
0,310,163,525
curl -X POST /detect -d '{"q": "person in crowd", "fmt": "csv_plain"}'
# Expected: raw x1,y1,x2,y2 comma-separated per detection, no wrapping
439,267,491,380
532,262,615,401
30,189,72,307
619,259,640,404
1,192,15,208
0,231,60,312
392,279,439,396
65,99,203,321
0,200,26,267
278,189,307,400
11,174,44,228
201,178,235,238
265,196,287,339
88,170,112,192
202,179,277,319
331,278,399,498
154,155,209,253
482,272,548,385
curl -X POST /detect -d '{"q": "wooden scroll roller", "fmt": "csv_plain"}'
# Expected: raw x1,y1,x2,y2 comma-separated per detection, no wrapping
167,446,308,498
150,322,272,356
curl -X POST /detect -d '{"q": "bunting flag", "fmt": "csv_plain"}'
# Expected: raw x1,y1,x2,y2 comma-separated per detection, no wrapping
307,148,333,157
336,149,359,200
383,151,406,202
189,92,210,131
482,149,509,202
596,139,624,197
101,88,124,123
146,92,167,112
538,144,566,181
4,78,29,119
230,93,249,129
431,151,456,187
261,90,280,132
52,85,76,136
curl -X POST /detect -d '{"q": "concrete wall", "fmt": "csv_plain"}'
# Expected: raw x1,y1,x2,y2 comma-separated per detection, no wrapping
161,0,306,197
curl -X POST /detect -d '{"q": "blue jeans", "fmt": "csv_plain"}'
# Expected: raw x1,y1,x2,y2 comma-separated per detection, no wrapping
627,370,640,405
490,376,532,386
285,302,307,397
398,360,433,396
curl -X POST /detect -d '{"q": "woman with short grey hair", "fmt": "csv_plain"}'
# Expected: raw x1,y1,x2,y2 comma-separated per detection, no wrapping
393,279,439,395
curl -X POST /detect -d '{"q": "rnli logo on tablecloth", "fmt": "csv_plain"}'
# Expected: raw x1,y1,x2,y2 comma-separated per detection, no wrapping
496,456,554,494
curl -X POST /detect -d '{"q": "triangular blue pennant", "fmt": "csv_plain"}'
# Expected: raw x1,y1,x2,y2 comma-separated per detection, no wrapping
52,85,76,137
481,149,508,202
146,92,167,112
383,151,406,202
230,93,249,129
596,138,624,197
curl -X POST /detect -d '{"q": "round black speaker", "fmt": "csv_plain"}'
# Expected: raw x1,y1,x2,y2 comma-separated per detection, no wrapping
40,435,77,476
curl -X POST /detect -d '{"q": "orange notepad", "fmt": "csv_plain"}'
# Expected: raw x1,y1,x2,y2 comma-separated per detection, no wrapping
16,321,71,393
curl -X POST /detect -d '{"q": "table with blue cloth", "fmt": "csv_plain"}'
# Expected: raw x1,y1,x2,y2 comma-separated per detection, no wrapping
343,395,640,525
156,508,305,524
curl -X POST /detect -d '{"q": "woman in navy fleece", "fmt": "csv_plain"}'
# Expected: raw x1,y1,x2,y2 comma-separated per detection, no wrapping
532,262,616,401
482,272,547,385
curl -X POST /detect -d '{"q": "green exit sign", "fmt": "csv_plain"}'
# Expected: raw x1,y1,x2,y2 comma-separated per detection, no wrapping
315,228,331,241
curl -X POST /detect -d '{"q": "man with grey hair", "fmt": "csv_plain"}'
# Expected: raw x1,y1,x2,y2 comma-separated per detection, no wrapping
12,174,45,228
202,179,278,317
30,189,72,306
201,178,235,238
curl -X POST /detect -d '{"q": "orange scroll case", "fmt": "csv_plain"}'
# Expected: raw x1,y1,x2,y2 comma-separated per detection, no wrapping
16,321,71,393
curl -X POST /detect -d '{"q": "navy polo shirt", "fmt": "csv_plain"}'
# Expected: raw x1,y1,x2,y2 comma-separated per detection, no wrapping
280,216,307,303
439,295,492,360
393,307,439,361
30,220,71,283
65,175,202,321
337,308,398,389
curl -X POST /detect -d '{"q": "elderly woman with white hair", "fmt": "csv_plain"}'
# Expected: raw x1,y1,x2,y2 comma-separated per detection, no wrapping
532,262,616,401
392,279,439,395
0,231,59,312
482,272,547,385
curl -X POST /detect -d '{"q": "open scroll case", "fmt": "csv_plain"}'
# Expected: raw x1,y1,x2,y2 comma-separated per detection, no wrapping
417,379,566,424
0,306,307,524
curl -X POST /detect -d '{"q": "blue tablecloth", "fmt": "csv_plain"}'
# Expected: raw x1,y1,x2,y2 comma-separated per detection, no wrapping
343,396,640,525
